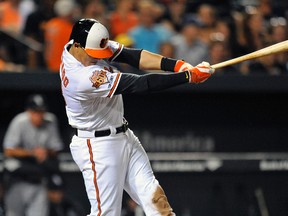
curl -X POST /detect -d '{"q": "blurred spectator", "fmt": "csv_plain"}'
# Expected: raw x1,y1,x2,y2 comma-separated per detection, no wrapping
3,94,63,216
160,0,187,33
244,8,269,51
159,41,175,58
128,0,173,53
257,0,273,25
231,9,246,56
208,40,228,66
47,174,85,216
196,4,218,45
0,0,22,33
23,0,57,69
24,0,56,42
0,0,29,66
236,8,269,55
270,17,287,42
109,0,139,39
208,40,240,75
170,16,209,66
212,19,240,57
18,0,36,32
234,5,287,75
43,0,76,72
212,17,244,64
81,0,109,27
0,58,25,72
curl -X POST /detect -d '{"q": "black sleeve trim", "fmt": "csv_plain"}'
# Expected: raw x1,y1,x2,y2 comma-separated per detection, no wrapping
114,71,189,95
113,47,143,69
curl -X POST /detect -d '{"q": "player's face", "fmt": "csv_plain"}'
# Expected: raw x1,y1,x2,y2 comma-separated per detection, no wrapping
76,44,99,66
86,53,99,65
28,109,45,127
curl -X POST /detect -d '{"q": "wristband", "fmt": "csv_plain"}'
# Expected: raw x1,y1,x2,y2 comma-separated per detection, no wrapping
160,57,178,72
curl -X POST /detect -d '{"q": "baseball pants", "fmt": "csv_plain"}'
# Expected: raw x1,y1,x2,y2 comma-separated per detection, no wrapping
70,129,175,216
5,181,48,216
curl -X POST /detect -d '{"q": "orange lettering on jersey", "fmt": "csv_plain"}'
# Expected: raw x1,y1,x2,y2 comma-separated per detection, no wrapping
60,64,69,87
90,70,109,88
63,77,69,87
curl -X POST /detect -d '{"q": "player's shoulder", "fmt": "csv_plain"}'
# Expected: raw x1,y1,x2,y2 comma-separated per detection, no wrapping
107,40,124,62
107,40,121,50
43,112,58,123
8,112,30,127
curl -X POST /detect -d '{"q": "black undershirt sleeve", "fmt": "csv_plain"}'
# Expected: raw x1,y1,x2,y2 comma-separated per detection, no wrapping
114,71,189,95
114,47,142,68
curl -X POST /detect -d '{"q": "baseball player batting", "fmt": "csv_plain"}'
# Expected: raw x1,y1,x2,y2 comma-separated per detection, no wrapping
60,18,214,216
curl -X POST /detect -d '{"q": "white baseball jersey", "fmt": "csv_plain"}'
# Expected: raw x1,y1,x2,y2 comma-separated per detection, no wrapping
60,40,124,131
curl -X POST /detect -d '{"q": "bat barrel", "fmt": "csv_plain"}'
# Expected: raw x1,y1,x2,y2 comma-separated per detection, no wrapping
211,40,288,69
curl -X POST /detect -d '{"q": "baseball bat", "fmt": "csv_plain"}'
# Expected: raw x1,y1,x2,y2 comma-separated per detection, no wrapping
211,40,288,69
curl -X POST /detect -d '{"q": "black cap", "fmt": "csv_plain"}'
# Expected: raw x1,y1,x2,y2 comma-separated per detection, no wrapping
48,174,64,190
26,94,47,111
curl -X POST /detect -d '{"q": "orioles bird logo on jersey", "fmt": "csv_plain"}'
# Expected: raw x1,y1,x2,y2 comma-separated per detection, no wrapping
90,70,109,88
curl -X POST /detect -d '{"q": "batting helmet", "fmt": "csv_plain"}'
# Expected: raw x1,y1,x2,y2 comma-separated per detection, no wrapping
69,18,113,59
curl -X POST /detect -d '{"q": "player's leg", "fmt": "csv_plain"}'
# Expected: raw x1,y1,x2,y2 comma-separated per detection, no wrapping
70,135,130,216
124,129,175,216
25,183,48,216
4,182,25,216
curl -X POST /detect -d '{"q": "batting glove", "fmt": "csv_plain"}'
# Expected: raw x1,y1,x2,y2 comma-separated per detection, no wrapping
174,60,194,72
187,61,215,84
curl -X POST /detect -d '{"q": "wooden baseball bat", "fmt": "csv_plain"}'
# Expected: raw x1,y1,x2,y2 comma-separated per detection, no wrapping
211,40,288,69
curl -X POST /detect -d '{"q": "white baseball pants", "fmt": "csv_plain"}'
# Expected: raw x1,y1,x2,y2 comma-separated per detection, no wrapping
70,129,175,216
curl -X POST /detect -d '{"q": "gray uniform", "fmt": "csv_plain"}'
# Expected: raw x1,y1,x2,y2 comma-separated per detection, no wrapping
3,111,63,216
4,112,63,151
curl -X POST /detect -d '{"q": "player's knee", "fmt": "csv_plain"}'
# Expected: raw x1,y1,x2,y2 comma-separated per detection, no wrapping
152,186,175,216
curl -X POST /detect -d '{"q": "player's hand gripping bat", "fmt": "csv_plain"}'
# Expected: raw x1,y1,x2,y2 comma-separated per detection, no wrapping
211,40,288,69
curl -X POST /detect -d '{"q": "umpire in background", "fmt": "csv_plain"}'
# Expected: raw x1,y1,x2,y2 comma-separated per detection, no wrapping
3,94,63,216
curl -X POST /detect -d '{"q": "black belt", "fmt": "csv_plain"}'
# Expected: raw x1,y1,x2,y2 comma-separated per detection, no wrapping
75,122,128,138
